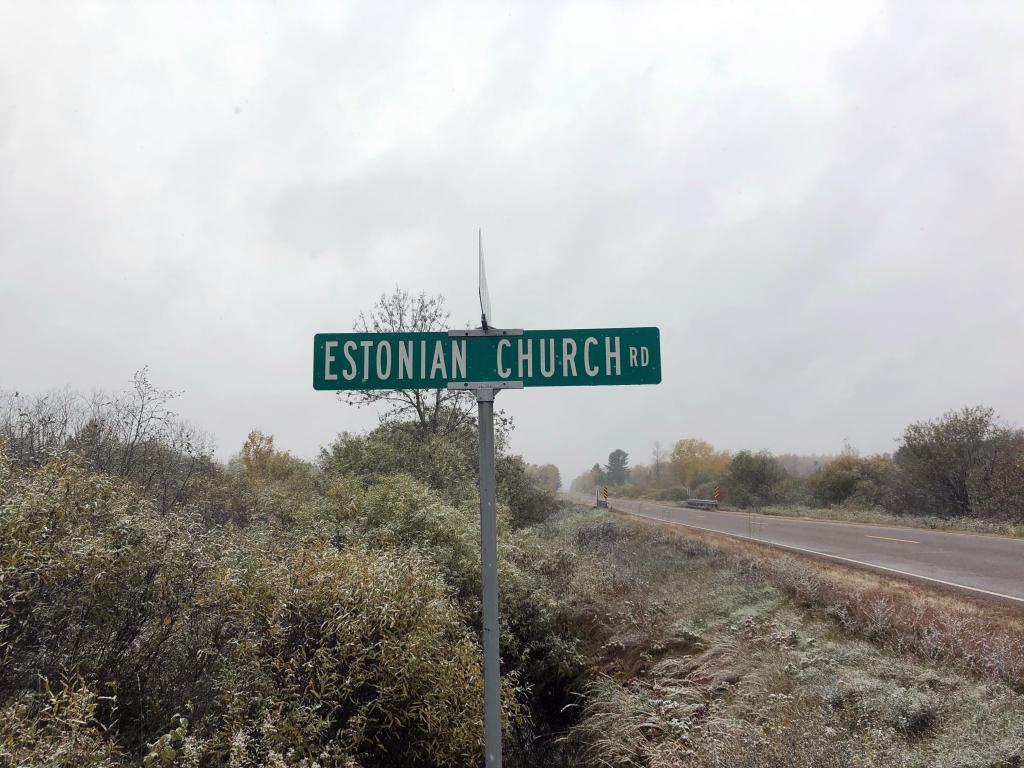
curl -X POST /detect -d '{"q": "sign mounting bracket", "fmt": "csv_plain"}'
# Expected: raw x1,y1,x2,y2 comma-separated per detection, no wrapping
447,380,524,391
448,328,523,338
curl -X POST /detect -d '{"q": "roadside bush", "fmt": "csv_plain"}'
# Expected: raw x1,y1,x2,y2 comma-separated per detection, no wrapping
329,472,482,603
618,484,646,499
0,451,223,745
893,406,1024,521
320,421,479,504
727,451,789,508
208,543,511,768
0,451,526,766
194,452,321,530
0,372,215,513
498,454,559,526
326,472,585,749
691,480,718,501
2,372,577,767
0,677,127,768
651,486,692,502
810,454,894,508
499,553,587,737
320,422,559,527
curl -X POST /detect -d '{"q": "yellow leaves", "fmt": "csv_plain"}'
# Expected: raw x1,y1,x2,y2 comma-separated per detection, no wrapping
670,438,732,487
240,430,276,474
238,430,311,489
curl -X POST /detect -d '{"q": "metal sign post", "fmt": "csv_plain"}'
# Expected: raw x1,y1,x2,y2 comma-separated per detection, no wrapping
477,386,500,766
472,383,501,766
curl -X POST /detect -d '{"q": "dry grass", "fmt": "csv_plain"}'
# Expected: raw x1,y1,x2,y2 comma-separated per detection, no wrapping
531,507,1024,768
615,511,1024,688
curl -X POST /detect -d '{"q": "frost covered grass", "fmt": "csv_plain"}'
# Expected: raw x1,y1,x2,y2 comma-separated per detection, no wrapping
526,507,1024,768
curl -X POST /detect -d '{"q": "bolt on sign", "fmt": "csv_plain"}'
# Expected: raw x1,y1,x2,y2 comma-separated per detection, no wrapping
313,327,661,390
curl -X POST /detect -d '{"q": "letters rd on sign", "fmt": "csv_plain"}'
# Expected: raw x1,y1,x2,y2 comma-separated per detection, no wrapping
313,327,661,390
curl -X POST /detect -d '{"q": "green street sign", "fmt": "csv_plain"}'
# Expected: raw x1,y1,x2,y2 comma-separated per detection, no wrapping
313,327,661,390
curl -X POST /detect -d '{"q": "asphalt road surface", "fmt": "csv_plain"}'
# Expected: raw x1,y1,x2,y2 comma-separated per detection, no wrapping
565,493,1024,606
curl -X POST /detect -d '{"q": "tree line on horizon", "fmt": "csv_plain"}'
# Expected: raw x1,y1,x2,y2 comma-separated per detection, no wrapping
570,405,1024,523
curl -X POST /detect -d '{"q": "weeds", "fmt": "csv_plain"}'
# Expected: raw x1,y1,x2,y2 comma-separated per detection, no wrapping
730,551,1024,686
544,507,1024,768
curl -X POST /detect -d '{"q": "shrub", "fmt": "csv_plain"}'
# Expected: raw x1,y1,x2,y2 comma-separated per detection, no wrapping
0,451,223,744
0,677,127,768
727,451,789,508
894,406,1024,521
319,422,479,504
812,454,894,508
0,452,526,766
652,486,692,502
498,454,560,526
331,473,482,603
328,472,585,748
208,542,514,768
320,421,559,527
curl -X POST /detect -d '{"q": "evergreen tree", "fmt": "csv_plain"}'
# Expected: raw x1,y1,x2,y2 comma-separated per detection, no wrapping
605,449,630,486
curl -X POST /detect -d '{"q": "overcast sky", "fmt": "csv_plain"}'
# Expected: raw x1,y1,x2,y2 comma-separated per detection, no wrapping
2,1,1023,482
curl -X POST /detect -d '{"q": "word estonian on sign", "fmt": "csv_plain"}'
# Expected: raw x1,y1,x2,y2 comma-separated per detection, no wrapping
313,327,661,390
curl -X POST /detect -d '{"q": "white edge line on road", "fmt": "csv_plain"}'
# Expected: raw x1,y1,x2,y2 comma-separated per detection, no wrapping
865,534,920,544
608,504,1024,605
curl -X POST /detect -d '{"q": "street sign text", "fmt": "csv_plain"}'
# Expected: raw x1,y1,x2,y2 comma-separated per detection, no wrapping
313,327,661,390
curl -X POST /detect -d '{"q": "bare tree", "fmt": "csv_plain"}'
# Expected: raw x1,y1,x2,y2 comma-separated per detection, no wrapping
72,368,212,512
340,288,474,436
2,369,212,512
0,388,84,465
651,440,667,487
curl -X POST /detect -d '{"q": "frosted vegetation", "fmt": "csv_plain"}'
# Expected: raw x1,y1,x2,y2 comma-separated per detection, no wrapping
1,377,1021,766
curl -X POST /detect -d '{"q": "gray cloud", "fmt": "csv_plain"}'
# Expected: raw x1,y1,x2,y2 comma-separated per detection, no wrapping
1,1,1022,482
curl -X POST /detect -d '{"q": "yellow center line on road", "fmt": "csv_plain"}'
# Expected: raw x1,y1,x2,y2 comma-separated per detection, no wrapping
865,534,920,544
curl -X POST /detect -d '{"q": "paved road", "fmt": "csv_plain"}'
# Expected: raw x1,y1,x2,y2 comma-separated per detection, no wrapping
565,493,1024,605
